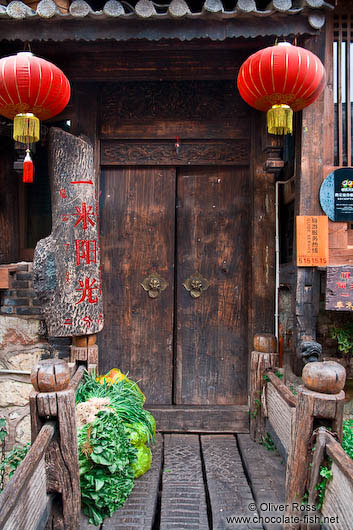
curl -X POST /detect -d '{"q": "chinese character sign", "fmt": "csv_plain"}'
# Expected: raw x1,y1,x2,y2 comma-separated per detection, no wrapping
296,216,328,267
326,266,353,311
33,127,104,336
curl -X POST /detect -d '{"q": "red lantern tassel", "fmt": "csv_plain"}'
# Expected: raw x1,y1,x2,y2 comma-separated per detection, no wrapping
23,150,33,183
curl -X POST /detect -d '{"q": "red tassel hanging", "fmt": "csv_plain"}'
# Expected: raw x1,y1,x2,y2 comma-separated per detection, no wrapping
23,149,33,183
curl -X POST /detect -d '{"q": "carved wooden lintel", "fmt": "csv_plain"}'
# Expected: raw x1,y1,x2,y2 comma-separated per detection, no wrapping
101,139,250,166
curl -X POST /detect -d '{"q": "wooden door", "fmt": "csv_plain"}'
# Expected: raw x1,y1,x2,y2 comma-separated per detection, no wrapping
176,166,249,406
99,167,175,404
99,164,250,430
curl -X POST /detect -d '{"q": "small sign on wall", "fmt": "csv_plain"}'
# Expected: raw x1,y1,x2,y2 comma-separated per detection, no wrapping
320,167,353,221
326,266,353,311
296,216,329,267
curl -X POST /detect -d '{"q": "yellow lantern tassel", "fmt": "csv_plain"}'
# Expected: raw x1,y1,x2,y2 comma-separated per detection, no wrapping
13,113,40,144
267,104,293,135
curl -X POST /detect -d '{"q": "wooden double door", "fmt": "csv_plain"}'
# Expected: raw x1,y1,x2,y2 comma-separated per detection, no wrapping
99,163,250,430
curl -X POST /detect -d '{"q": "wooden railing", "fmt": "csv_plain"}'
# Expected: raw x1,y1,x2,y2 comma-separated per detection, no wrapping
0,360,85,530
250,338,352,530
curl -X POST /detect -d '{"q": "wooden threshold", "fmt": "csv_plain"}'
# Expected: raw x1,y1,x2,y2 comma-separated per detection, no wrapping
147,405,249,433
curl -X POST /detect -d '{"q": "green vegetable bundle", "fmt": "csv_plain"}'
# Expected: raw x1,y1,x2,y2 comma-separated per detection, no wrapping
76,371,156,525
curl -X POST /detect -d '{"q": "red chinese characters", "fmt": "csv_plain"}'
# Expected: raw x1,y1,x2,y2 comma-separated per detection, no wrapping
75,277,99,305
73,203,95,230
75,240,97,266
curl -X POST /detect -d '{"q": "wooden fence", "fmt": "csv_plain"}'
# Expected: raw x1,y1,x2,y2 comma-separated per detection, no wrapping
250,342,353,530
0,361,85,530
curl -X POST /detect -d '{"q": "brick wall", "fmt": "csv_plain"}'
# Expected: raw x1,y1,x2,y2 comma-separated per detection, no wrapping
0,262,41,317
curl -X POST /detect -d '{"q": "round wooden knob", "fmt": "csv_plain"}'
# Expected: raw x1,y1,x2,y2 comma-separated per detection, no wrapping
31,359,71,392
302,361,346,394
72,334,97,347
253,333,277,353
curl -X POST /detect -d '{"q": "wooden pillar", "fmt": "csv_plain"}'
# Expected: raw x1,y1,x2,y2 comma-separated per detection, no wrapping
250,333,278,441
70,333,98,372
29,359,81,530
292,24,333,375
284,361,346,530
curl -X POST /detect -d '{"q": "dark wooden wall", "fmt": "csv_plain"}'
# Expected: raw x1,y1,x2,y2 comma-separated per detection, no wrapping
0,137,19,264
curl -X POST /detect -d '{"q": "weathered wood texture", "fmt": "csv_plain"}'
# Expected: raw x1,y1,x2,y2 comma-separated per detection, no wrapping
0,422,55,530
45,390,81,529
176,166,249,405
284,387,345,530
266,381,295,455
98,166,175,404
30,363,81,530
238,433,286,530
33,127,104,337
99,164,251,414
266,371,298,407
302,360,346,394
0,138,19,264
148,405,249,433
293,24,333,368
250,113,276,345
307,428,328,509
292,267,321,376
68,364,86,392
202,435,262,530
31,358,71,393
101,139,250,166
98,434,163,530
99,81,250,139
45,43,254,82
305,430,353,530
160,434,209,529
249,350,278,441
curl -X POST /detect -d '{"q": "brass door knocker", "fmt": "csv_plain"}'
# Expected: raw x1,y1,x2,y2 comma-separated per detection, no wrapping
141,273,168,298
183,272,210,298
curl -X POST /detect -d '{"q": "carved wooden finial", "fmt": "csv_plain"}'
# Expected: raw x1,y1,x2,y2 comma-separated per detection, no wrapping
31,358,71,393
253,333,277,353
302,361,346,394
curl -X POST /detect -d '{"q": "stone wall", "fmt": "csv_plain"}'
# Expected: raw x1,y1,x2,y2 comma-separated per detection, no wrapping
0,262,73,451
0,313,50,448
0,262,49,450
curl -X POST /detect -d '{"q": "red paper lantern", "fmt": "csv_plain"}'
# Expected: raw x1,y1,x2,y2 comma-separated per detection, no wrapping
237,42,326,135
0,51,70,182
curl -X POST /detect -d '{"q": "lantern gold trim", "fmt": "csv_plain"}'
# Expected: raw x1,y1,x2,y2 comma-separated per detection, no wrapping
267,104,293,135
13,113,40,144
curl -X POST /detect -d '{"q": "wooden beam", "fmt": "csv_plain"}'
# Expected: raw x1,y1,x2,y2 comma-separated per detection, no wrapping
147,405,249,433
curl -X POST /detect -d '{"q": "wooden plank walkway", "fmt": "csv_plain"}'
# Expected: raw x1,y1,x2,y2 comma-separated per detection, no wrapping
81,433,285,530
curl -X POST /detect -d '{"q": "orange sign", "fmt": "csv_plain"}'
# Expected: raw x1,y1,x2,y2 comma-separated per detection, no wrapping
296,216,328,267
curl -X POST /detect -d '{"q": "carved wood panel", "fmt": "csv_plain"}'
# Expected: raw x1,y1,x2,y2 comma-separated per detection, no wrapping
101,140,250,166
100,80,250,139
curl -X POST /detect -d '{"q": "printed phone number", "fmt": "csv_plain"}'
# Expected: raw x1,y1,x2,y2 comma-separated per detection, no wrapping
298,256,327,265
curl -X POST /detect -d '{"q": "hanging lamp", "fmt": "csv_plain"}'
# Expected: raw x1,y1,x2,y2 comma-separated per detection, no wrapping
237,42,326,135
0,51,70,182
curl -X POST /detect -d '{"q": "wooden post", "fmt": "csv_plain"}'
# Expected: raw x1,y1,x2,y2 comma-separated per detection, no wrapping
250,333,278,441
70,333,98,373
284,361,346,530
29,359,81,530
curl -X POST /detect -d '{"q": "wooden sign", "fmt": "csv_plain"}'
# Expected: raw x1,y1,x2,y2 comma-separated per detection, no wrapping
33,128,104,337
326,266,353,311
296,216,328,267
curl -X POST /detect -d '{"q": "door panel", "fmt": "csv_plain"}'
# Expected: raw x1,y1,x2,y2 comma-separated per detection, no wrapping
99,167,176,404
175,167,249,405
